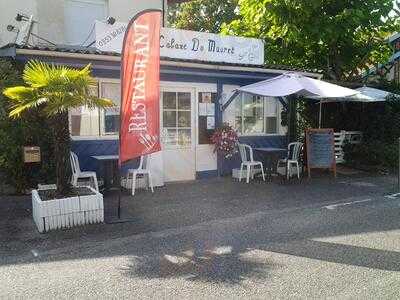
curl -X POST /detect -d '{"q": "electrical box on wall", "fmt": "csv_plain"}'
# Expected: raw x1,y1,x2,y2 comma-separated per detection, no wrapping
23,146,41,163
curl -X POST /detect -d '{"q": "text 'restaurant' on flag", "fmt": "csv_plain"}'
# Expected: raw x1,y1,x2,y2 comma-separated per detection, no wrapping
119,10,162,165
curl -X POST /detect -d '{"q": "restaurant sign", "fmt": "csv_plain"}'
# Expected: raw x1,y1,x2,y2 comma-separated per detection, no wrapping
95,21,264,65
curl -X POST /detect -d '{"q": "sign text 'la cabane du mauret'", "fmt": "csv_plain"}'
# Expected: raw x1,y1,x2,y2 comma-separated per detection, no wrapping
95,21,264,65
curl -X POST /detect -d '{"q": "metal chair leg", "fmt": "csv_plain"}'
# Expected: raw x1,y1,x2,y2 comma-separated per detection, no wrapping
148,172,154,193
239,163,244,182
131,173,137,196
246,166,250,183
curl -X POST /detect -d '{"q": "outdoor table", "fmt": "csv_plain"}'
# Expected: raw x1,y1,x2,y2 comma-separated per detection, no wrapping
254,147,287,181
91,155,119,192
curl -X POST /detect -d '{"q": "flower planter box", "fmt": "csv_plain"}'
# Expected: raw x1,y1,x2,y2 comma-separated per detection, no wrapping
32,186,104,233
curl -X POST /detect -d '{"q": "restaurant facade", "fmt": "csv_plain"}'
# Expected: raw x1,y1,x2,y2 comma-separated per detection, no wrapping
0,27,319,186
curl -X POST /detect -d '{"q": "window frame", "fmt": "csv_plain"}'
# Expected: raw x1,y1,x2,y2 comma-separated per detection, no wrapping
197,91,218,145
70,77,120,141
99,78,121,136
235,93,282,137
161,91,193,148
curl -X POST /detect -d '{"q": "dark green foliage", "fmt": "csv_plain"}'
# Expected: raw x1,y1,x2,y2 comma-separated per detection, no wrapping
0,59,55,193
223,0,399,81
168,0,238,33
344,141,398,169
301,81,400,170
3,60,113,196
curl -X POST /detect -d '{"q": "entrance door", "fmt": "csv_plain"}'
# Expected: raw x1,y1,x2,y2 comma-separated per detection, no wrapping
161,89,196,182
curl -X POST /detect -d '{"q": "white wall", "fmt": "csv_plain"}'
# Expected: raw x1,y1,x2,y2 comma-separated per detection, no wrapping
0,0,37,46
109,0,164,23
0,0,165,47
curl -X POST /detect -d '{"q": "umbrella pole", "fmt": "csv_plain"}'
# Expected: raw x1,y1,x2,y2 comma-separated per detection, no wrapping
318,100,322,128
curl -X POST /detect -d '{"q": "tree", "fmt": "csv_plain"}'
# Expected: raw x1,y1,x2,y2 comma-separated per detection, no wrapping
222,0,399,81
168,0,239,33
3,61,113,196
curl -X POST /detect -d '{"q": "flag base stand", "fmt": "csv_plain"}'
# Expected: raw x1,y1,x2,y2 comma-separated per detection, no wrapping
106,174,139,224
104,192,140,224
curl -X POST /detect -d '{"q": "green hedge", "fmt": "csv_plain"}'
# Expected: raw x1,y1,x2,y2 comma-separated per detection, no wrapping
0,59,55,194
344,141,398,170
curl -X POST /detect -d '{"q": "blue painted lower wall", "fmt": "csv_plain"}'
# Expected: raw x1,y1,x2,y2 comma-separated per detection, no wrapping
71,139,137,177
72,135,287,179
196,170,218,179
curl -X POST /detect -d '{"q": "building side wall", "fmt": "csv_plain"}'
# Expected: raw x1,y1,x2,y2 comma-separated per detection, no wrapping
36,0,65,45
109,0,164,23
0,0,164,47
0,0,37,46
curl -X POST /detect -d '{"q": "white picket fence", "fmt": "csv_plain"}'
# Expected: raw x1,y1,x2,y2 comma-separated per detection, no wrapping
32,186,104,233
334,131,363,163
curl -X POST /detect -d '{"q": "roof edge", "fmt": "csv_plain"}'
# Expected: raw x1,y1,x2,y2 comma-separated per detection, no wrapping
0,44,321,78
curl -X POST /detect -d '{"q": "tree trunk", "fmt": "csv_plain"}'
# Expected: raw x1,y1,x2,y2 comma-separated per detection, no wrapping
52,111,71,196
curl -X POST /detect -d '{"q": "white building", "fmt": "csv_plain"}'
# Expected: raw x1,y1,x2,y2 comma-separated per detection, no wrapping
0,0,170,47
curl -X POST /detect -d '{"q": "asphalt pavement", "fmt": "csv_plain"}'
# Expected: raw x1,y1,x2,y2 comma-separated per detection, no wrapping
0,175,399,299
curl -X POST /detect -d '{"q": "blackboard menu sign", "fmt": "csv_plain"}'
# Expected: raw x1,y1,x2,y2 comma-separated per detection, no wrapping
305,128,336,178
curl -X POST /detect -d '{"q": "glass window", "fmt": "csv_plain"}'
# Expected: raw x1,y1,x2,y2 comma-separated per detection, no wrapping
163,111,176,127
70,84,100,136
198,92,217,145
234,97,242,133
235,93,279,135
266,117,277,134
163,92,176,109
162,91,192,147
265,97,278,134
101,82,120,135
178,93,191,109
178,111,191,127
243,94,264,134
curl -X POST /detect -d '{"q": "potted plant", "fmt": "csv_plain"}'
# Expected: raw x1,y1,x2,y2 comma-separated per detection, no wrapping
3,60,113,232
211,123,239,176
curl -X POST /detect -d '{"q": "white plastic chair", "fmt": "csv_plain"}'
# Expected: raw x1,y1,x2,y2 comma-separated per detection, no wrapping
277,142,303,180
70,152,99,191
238,143,265,183
127,155,154,196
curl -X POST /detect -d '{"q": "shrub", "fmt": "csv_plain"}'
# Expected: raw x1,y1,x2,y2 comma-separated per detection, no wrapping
3,60,113,196
0,59,55,194
344,141,398,169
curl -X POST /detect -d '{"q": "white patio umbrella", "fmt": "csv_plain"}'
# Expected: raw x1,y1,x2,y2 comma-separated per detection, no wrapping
314,86,400,127
320,86,400,103
236,72,359,98
228,72,359,130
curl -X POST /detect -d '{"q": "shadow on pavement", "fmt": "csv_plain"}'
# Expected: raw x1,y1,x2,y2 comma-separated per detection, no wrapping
126,246,272,285
0,175,399,284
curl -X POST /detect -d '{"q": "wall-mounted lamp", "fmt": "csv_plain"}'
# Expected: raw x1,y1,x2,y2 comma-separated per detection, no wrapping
7,25,19,32
15,13,30,22
106,16,116,25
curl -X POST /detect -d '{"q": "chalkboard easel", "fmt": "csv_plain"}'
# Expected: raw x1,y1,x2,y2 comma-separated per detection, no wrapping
305,128,336,178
